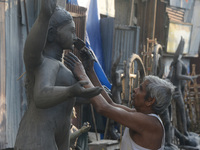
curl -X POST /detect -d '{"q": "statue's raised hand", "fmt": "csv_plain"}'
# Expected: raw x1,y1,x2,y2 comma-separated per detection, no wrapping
70,80,102,99
80,122,91,133
173,90,181,100
41,0,57,16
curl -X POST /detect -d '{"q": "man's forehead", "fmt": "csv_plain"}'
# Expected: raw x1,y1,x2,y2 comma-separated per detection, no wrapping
141,80,149,86
140,80,149,90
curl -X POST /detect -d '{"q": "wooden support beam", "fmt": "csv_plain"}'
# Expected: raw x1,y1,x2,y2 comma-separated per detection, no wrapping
0,1,6,148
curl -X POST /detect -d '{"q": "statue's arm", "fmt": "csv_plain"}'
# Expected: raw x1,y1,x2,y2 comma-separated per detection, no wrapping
24,0,57,69
33,61,101,109
176,61,193,81
70,123,91,141
167,65,173,79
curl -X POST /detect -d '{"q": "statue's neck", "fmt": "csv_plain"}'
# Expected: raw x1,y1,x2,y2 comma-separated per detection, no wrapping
43,43,63,61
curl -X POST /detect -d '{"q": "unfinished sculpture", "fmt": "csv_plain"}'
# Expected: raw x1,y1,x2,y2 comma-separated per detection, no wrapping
70,108,91,150
167,37,199,148
14,0,101,150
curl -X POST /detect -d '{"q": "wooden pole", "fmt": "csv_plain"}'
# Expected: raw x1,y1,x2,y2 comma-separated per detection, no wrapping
104,118,110,139
129,0,135,26
90,104,98,141
24,0,29,35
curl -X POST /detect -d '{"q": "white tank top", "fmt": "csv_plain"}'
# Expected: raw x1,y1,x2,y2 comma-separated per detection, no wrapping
120,114,165,150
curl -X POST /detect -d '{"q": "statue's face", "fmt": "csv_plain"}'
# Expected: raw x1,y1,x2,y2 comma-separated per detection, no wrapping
56,21,77,50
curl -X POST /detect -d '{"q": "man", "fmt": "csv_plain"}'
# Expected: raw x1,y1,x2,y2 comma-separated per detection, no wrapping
65,52,175,150
14,0,101,150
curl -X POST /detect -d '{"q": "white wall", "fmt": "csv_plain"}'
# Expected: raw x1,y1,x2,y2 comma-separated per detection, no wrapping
98,0,115,17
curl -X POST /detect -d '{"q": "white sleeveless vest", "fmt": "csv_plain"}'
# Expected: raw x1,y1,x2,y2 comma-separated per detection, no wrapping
120,114,165,150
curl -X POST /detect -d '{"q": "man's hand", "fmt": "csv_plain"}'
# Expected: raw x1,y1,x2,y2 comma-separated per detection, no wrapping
64,52,87,80
73,38,96,72
79,47,97,72
64,52,102,98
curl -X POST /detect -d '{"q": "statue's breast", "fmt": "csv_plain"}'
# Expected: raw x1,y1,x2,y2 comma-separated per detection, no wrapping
55,62,77,86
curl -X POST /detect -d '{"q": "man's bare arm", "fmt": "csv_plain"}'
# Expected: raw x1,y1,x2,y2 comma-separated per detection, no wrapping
65,52,136,112
24,0,57,70
87,67,136,112
65,53,159,133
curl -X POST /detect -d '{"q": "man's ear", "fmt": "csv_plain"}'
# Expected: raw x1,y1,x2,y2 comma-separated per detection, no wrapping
145,97,156,107
47,27,57,42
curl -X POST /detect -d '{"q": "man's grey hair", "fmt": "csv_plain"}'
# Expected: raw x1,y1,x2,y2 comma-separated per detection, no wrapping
144,75,175,115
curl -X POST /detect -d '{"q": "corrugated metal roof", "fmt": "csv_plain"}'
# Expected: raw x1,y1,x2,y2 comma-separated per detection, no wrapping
4,0,28,147
0,0,39,148
100,18,115,78
112,25,140,71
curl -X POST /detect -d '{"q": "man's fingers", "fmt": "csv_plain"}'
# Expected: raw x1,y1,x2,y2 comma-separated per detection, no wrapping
64,62,73,70
68,52,81,62
64,52,80,63
64,58,74,66
64,59,74,70
64,54,75,63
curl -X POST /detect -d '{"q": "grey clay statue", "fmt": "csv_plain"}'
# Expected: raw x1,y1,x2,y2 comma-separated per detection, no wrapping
14,0,101,150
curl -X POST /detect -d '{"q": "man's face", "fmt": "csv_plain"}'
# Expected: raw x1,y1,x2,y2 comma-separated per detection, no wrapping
56,21,77,50
131,80,148,110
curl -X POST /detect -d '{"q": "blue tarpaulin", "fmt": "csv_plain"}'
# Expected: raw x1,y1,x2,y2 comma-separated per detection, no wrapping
86,0,104,68
66,0,78,5
68,0,112,138
86,0,112,89
85,36,112,89
67,0,112,89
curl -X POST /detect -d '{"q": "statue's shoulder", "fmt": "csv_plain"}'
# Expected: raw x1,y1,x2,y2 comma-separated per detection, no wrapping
34,56,61,71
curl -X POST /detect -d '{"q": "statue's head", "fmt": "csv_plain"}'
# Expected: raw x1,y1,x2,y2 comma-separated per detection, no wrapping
47,6,77,50
173,37,185,62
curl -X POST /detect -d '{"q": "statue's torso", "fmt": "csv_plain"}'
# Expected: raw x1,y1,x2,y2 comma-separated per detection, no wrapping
15,57,76,149
171,61,186,88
